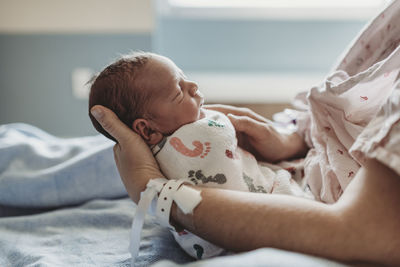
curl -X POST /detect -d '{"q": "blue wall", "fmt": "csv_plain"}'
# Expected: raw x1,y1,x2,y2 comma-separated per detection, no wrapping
154,18,366,73
0,34,151,136
0,17,368,137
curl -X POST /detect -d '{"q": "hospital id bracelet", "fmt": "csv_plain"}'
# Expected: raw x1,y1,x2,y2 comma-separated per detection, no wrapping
156,179,186,228
155,179,202,229
130,178,202,266
130,177,168,266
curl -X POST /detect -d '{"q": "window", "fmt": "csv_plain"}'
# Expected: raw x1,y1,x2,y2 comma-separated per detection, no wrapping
159,0,391,20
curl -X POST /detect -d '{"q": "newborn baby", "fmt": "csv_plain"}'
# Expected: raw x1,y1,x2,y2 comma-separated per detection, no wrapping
89,52,311,259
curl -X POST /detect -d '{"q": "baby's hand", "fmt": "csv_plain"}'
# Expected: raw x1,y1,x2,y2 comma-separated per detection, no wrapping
91,105,164,204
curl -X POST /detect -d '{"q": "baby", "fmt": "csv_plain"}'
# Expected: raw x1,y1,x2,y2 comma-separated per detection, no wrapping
89,52,312,260
89,51,205,145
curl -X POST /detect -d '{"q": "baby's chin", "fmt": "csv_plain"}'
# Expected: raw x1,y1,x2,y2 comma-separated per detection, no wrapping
198,108,206,120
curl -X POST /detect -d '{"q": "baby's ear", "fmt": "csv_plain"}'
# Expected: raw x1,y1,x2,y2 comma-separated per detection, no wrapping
132,119,163,145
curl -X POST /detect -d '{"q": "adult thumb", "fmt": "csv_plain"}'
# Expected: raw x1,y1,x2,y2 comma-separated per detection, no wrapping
91,105,136,145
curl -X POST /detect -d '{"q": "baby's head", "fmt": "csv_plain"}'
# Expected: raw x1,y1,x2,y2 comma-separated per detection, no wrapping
89,52,205,144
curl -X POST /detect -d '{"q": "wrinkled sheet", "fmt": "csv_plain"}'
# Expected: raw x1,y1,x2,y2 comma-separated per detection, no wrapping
0,197,345,267
0,198,193,267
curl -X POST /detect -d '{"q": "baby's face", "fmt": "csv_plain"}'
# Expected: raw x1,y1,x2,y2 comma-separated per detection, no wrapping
139,55,205,135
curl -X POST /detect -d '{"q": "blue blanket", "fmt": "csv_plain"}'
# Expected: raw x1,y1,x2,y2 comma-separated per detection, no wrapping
0,123,125,207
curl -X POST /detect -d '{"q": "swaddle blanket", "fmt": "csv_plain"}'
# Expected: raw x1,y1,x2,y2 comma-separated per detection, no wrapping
153,109,307,197
152,109,309,259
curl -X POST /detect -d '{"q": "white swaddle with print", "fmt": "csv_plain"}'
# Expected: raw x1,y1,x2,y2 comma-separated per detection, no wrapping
152,109,307,259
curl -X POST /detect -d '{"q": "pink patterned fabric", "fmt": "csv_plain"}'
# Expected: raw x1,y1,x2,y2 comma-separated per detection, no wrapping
293,1,400,203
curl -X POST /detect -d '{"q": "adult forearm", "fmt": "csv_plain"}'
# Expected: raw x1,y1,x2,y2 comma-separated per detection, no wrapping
171,159,400,266
171,189,347,261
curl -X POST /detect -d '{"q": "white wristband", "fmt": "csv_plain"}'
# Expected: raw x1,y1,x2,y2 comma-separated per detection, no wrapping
156,179,187,228
173,184,202,215
156,179,202,229
130,178,202,266
130,178,167,266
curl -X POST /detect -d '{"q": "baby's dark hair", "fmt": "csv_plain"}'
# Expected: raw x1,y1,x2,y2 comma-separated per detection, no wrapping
88,51,154,142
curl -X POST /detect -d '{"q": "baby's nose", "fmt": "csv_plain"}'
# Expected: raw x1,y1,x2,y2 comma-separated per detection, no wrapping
188,82,199,96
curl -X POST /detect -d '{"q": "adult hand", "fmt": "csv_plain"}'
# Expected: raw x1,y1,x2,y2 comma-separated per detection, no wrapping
204,104,307,162
90,105,164,204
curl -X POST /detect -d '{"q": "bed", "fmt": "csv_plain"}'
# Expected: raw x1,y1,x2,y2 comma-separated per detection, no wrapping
1,1,399,266
0,123,346,267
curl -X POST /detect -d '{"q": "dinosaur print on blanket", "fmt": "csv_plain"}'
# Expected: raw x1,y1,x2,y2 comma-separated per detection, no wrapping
193,244,204,259
207,119,225,128
243,173,267,193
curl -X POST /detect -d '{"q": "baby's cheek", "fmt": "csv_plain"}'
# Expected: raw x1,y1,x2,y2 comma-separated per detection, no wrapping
176,104,199,126
186,105,198,119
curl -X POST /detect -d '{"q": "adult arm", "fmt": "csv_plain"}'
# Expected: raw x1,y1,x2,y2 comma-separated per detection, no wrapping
172,158,400,266
91,105,400,266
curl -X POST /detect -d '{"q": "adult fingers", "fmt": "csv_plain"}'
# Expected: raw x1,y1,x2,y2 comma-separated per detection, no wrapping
204,104,250,116
227,114,271,140
205,104,268,123
90,105,137,145
203,104,234,113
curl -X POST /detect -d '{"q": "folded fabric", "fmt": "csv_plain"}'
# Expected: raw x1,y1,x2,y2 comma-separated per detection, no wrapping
285,0,400,203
